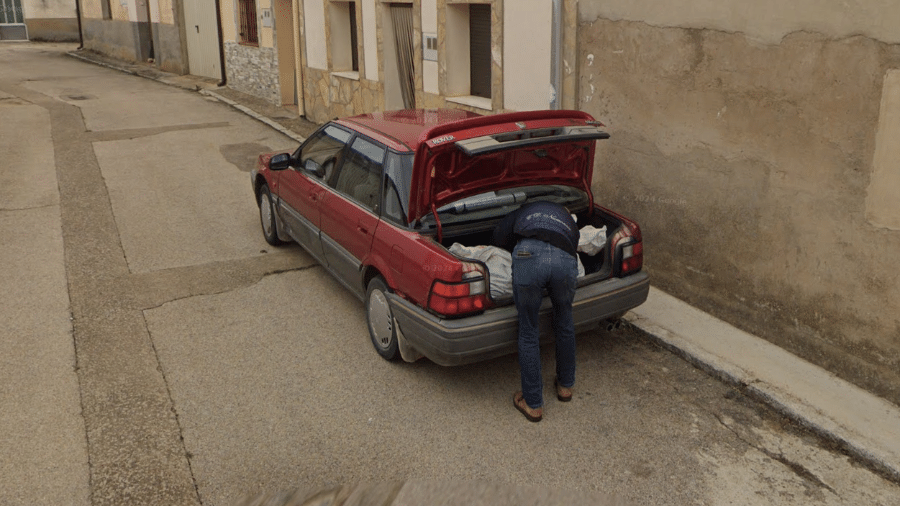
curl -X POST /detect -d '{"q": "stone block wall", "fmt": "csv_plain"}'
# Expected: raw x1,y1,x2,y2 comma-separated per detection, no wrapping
225,42,281,105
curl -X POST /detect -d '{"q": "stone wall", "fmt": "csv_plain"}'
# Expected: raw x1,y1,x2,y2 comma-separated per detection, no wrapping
225,42,281,105
301,67,383,124
577,16,900,404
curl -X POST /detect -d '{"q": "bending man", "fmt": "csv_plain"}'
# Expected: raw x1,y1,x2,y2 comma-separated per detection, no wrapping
494,201,579,422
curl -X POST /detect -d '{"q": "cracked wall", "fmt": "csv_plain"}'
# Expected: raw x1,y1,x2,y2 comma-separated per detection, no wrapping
577,7,900,405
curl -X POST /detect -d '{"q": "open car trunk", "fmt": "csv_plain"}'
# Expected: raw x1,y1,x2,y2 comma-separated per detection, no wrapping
427,205,624,306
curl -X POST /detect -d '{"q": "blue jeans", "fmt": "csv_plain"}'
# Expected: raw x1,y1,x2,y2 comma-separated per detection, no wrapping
512,238,578,409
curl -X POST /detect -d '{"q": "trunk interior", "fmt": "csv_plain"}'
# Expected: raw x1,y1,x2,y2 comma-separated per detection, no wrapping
431,206,624,305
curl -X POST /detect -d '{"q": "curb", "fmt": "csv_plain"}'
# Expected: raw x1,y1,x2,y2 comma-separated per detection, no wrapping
625,287,900,484
198,89,306,143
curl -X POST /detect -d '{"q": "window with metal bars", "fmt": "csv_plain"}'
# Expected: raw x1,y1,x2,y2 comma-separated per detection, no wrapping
0,0,24,24
238,0,259,45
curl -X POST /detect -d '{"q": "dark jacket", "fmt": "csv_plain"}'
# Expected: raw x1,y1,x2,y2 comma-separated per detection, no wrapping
493,201,579,257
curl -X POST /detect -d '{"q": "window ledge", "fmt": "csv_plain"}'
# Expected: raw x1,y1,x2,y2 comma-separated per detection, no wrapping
332,71,360,81
446,95,493,111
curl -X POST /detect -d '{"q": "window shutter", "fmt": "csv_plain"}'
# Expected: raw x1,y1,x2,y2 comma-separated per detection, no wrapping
349,2,359,72
469,4,491,99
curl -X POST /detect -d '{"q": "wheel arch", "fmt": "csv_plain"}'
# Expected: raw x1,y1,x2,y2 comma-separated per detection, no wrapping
361,253,398,294
253,174,269,203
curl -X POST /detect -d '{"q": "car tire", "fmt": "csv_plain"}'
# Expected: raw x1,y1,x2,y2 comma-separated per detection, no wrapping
366,276,398,361
258,185,283,246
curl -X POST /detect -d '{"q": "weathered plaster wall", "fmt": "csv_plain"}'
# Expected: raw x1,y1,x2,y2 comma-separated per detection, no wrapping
80,1,185,73
80,0,129,20
577,5,900,403
23,0,74,18
152,21,186,74
82,18,141,62
24,19,79,42
157,0,175,25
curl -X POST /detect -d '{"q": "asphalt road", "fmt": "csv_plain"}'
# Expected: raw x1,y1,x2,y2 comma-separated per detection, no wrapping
1,43,898,506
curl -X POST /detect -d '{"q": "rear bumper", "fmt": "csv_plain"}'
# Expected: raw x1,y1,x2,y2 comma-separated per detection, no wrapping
387,271,650,366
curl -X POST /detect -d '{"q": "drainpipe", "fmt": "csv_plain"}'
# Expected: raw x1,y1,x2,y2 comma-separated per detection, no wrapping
550,0,562,110
75,0,84,49
294,0,305,116
214,0,227,86
142,0,155,61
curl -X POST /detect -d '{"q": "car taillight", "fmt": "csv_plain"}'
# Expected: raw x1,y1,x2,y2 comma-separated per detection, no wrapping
621,241,643,274
612,221,643,276
428,261,488,316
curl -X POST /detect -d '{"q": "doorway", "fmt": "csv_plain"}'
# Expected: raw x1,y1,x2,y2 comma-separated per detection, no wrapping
135,0,154,61
383,3,415,110
275,0,298,109
183,0,222,79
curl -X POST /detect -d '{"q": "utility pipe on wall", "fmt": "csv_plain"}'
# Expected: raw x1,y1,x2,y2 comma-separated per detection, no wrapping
550,0,562,110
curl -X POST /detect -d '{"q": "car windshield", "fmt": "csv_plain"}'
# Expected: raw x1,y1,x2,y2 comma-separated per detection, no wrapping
418,185,589,227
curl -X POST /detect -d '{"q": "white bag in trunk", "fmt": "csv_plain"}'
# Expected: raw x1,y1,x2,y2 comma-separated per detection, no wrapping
578,225,607,256
449,243,513,299
449,242,586,300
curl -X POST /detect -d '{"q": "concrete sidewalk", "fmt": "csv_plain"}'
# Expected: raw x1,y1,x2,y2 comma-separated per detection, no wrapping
626,288,900,483
66,47,900,498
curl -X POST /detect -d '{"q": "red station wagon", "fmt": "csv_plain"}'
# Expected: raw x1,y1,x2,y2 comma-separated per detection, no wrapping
251,109,649,365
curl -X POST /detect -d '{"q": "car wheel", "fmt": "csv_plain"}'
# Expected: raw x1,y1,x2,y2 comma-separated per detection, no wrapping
366,276,398,361
258,185,283,246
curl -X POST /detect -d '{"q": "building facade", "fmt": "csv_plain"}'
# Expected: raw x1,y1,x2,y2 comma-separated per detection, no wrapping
216,0,577,122
1,0,78,41
218,0,288,105
79,0,190,74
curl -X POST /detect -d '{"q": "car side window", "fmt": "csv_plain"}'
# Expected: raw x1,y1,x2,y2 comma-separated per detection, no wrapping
333,137,386,212
382,152,413,226
295,125,352,182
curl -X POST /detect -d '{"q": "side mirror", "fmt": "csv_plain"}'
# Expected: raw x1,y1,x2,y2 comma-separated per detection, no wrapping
269,153,291,171
304,159,326,178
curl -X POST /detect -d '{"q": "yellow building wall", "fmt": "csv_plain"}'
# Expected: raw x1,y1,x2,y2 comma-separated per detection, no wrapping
156,0,175,24
220,0,237,42
259,0,275,48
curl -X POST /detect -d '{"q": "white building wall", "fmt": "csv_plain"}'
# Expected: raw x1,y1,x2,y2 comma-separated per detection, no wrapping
503,0,552,110
22,0,75,18
421,0,438,94
304,0,328,69
362,0,378,80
